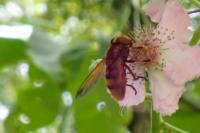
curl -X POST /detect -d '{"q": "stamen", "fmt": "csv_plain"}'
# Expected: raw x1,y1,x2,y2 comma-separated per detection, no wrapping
128,26,174,72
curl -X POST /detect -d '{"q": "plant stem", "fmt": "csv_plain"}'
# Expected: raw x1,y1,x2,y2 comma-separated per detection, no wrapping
190,0,200,9
150,104,161,133
159,114,190,133
146,93,152,100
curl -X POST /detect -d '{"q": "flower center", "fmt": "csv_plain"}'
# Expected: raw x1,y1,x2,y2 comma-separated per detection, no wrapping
128,26,174,70
128,28,161,68
130,43,159,67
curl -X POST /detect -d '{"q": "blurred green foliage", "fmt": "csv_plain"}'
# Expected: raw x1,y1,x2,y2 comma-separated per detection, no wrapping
0,0,199,133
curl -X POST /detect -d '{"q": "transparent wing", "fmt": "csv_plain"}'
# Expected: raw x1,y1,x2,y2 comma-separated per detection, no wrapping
76,59,105,98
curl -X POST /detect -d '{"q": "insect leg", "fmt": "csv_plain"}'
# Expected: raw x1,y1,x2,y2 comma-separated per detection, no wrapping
125,59,135,63
138,59,151,64
126,84,137,95
124,64,144,80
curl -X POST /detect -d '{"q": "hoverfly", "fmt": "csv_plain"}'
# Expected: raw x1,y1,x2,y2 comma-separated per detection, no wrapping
76,35,145,101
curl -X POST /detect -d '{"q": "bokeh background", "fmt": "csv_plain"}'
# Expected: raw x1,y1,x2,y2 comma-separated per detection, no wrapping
0,0,200,133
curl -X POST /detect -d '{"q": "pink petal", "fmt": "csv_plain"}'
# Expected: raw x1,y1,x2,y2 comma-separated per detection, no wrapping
143,0,166,23
148,70,185,116
163,44,200,85
118,64,146,106
118,78,145,106
158,0,192,43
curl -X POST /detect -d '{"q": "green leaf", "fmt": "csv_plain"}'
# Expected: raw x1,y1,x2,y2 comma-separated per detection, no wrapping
28,28,66,81
119,3,131,31
4,81,61,132
18,83,61,131
0,38,27,67
189,25,200,46
164,78,200,133
74,79,132,133
165,102,200,133
190,0,200,9
4,62,62,133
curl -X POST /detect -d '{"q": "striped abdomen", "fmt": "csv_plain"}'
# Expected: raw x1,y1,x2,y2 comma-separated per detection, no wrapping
105,43,129,100
105,56,126,100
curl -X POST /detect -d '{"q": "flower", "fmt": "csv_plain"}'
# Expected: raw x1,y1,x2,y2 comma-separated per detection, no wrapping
118,0,200,116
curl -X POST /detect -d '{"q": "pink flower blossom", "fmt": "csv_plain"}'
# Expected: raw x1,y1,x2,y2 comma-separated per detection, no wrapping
143,0,166,22
118,0,200,116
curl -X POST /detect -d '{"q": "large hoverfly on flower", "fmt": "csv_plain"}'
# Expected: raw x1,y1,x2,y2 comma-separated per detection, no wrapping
76,35,146,102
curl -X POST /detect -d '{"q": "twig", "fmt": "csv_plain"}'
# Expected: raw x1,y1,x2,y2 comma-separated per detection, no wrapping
188,9,200,14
